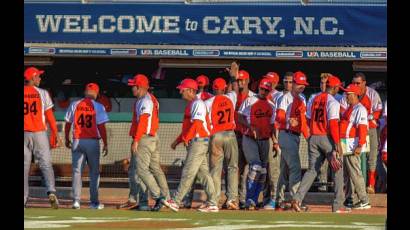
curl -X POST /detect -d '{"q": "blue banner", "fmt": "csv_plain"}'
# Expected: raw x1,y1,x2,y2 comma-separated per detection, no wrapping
24,3,386,47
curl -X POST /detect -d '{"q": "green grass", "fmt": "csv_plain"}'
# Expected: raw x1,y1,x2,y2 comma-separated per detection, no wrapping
24,208,386,230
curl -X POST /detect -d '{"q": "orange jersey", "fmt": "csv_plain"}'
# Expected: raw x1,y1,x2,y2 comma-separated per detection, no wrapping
65,98,109,139
24,85,54,132
306,92,340,135
226,90,256,134
179,99,211,143
129,93,160,138
340,103,368,139
238,95,275,139
205,95,236,135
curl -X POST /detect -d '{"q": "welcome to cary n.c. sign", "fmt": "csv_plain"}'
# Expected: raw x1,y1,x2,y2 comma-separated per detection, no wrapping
24,3,386,47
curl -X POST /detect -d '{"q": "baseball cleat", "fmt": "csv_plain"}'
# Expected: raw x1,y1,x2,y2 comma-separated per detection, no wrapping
151,197,165,212
263,199,276,210
343,198,354,209
48,193,59,209
239,201,247,210
90,203,104,210
72,201,80,209
163,199,179,212
334,207,352,213
137,204,151,211
291,200,303,212
197,204,219,213
226,200,239,210
352,201,371,210
246,199,256,211
117,201,137,210
367,186,375,194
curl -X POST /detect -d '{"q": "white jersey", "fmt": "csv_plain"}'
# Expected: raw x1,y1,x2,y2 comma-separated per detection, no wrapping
226,90,256,108
340,86,382,113
190,99,210,136
341,103,368,139
133,93,157,133
383,100,387,118
277,92,307,130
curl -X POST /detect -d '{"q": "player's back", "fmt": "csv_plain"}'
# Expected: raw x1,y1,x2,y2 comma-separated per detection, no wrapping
206,95,235,135
24,85,53,132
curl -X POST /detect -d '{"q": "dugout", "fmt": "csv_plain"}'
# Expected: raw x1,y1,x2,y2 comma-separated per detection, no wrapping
24,0,387,190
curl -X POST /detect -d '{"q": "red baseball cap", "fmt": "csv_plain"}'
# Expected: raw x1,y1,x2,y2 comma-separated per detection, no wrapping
343,84,361,95
85,83,100,94
326,75,343,88
212,78,227,90
237,70,250,80
263,72,280,84
176,78,198,91
259,78,273,91
196,75,209,87
293,71,309,86
24,67,44,80
128,74,149,88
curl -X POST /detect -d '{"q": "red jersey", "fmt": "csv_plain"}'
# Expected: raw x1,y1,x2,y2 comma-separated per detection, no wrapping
129,93,159,139
307,92,340,136
276,92,309,138
205,95,236,135
238,95,275,139
65,98,109,139
226,90,256,134
24,86,54,132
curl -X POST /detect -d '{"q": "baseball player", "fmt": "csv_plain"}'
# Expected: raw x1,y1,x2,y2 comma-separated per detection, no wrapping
274,71,309,210
237,78,277,210
376,100,387,193
291,75,349,213
24,67,61,209
205,78,239,210
64,83,109,209
164,78,218,213
226,62,256,209
340,72,382,194
128,74,171,211
339,83,371,210
308,73,343,192
259,72,282,210
196,75,214,101
181,74,215,208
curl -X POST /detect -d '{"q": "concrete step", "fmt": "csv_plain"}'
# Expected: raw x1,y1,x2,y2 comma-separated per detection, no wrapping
29,187,387,208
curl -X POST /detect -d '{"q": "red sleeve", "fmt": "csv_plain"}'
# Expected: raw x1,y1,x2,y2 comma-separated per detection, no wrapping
64,122,71,141
357,124,368,146
373,110,382,121
45,109,58,135
182,120,202,144
97,123,108,146
133,114,149,142
275,109,286,129
329,119,340,144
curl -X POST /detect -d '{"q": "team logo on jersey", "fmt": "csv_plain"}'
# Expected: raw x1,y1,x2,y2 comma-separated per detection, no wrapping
254,109,271,118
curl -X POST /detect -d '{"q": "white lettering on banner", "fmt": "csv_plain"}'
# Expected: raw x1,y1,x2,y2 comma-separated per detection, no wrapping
242,17,263,35
81,15,97,33
63,15,81,33
320,17,338,35
202,16,221,34
294,17,315,35
320,51,356,58
135,16,161,33
117,16,135,33
163,16,180,33
36,15,63,33
98,15,116,33
262,17,282,35
221,17,242,34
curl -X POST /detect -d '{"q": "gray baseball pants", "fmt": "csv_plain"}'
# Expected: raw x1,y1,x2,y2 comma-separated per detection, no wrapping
367,128,379,171
173,138,217,206
263,139,281,203
135,135,170,200
209,130,239,202
71,139,101,204
293,135,345,212
276,131,301,202
236,133,249,205
344,154,369,204
128,153,148,205
24,131,56,205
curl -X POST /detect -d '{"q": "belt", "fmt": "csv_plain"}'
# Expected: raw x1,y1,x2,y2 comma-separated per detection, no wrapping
189,137,209,144
244,135,270,141
285,130,301,136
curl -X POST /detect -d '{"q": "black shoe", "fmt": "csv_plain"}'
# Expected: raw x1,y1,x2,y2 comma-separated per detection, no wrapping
151,197,165,212
344,199,353,209
239,201,247,210
352,201,371,210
